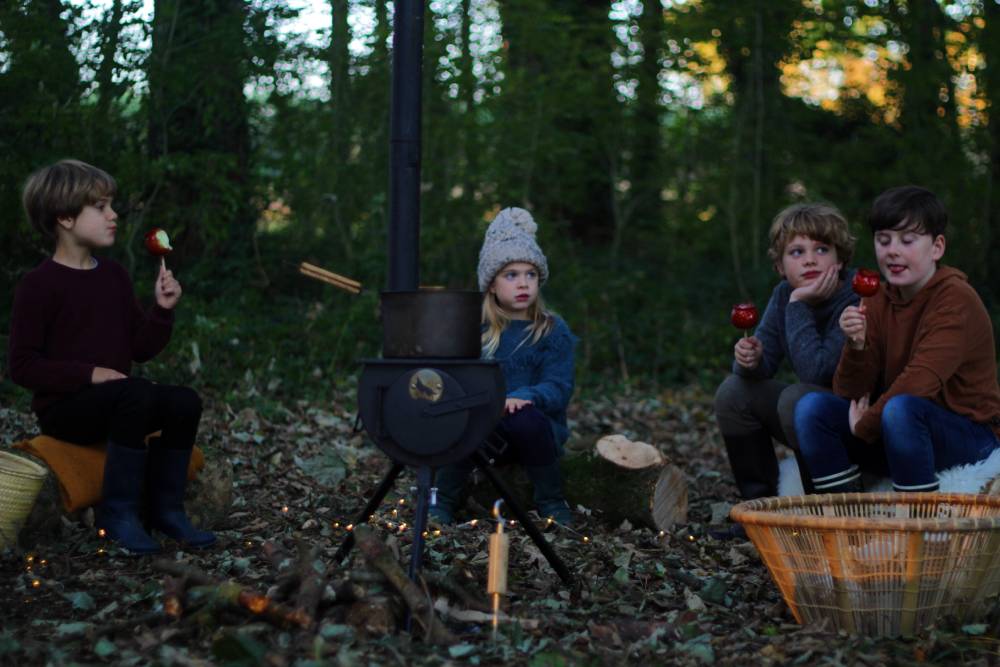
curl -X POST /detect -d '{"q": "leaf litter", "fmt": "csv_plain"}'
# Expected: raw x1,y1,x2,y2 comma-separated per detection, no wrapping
2,387,1000,665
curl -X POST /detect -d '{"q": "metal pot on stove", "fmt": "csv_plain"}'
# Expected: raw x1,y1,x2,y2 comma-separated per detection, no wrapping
380,289,482,358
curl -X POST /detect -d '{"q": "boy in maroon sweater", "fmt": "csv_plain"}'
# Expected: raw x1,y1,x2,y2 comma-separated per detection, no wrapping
7,159,214,553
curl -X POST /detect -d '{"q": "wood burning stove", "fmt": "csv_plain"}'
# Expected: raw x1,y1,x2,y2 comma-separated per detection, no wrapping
333,0,572,587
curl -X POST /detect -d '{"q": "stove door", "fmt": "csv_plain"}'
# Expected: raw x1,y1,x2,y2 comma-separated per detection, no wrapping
383,368,469,456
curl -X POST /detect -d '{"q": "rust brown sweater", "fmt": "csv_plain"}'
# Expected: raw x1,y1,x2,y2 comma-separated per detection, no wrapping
834,266,1000,443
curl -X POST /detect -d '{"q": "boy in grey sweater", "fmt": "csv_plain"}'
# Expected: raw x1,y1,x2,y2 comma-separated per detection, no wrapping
715,203,858,502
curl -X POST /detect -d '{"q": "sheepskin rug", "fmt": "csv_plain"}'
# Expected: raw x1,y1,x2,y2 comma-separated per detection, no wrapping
777,447,1000,496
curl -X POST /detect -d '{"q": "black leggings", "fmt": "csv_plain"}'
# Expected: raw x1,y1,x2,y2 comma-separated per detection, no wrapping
38,377,202,450
491,405,558,467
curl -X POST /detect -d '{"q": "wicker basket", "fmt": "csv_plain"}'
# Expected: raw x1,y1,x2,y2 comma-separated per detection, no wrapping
731,493,1000,636
0,450,48,549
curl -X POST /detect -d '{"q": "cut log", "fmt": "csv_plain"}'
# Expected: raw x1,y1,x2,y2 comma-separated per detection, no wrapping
468,434,687,532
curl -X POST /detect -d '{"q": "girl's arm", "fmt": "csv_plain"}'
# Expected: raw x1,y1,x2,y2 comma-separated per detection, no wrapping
507,323,576,412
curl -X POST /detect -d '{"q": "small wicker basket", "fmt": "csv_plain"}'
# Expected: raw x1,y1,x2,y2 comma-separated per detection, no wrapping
0,450,48,549
732,493,1000,636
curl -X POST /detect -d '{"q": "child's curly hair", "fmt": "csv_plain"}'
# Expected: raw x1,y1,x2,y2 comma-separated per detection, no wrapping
767,203,855,267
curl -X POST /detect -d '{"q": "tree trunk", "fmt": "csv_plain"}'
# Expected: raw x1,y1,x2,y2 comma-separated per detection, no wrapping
329,0,351,176
498,0,617,244
95,0,125,121
981,0,1000,301
147,0,253,263
630,0,666,230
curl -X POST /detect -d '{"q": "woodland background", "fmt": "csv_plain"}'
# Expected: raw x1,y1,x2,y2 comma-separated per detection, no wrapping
4,2,1000,664
1,0,1000,404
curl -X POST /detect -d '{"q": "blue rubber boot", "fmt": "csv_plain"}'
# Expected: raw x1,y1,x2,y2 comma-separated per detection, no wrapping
147,447,216,548
525,463,573,526
96,443,161,554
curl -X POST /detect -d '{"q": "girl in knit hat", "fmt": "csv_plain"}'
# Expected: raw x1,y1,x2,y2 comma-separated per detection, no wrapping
430,207,578,526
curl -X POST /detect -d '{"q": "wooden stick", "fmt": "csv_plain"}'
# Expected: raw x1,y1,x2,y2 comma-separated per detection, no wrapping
298,265,362,294
152,559,313,629
299,262,361,288
353,524,457,644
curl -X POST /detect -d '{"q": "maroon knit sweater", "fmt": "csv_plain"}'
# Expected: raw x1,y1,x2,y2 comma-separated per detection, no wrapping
7,257,174,414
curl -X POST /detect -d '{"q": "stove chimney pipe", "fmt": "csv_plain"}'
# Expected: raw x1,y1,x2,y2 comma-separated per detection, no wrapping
387,0,424,292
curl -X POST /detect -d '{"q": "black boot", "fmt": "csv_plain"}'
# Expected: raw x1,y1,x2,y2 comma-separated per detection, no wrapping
722,430,779,499
430,463,472,525
97,443,161,554
146,447,216,548
525,462,573,526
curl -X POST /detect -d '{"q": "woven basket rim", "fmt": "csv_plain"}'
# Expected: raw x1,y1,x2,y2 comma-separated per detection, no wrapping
0,450,47,481
731,492,1000,532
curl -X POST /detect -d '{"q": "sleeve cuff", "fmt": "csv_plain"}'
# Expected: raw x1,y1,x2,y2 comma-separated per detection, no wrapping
150,304,175,325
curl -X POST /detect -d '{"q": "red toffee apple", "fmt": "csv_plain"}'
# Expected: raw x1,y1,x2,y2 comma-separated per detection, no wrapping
144,228,173,256
852,268,881,298
730,302,759,332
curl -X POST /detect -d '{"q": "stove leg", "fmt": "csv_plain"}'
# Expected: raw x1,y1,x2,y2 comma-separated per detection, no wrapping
404,466,434,633
473,450,575,586
408,466,433,581
333,461,406,564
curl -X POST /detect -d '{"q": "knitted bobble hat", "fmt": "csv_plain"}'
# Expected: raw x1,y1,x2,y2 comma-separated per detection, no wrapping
477,207,549,292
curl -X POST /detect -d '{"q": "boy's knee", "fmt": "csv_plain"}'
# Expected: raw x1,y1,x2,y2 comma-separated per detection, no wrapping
881,394,921,434
114,377,156,415
173,387,203,420
793,391,834,434
714,375,751,418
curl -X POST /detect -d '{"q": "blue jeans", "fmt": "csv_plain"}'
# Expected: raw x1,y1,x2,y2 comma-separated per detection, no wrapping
795,392,999,492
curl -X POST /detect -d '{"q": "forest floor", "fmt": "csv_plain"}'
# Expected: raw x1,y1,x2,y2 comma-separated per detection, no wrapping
2,386,1000,666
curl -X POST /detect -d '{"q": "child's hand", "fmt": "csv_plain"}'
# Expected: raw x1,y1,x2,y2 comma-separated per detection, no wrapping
733,336,763,370
505,398,532,413
155,264,182,309
839,305,866,350
92,367,127,384
789,264,840,305
848,395,869,435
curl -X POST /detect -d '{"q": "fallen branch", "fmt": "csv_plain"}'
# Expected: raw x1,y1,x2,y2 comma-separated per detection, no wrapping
152,559,313,629
352,525,457,644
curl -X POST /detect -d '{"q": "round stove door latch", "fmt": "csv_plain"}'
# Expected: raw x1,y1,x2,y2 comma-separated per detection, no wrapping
384,368,469,457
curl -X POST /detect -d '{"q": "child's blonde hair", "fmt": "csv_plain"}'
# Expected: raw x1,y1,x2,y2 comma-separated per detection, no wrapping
481,284,555,358
767,203,855,267
23,159,117,239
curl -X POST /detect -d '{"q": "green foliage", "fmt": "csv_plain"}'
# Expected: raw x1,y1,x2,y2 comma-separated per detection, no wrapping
1,0,999,403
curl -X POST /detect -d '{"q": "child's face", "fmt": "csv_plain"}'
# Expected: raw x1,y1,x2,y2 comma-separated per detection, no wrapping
58,197,118,249
874,225,945,300
490,262,539,319
776,234,842,289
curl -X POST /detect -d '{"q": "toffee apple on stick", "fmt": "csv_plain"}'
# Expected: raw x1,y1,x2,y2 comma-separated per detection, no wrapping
144,227,173,271
852,268,880,298
730,302,759,339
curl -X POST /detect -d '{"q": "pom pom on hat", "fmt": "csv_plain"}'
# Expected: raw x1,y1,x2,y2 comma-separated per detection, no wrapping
477,207,548,291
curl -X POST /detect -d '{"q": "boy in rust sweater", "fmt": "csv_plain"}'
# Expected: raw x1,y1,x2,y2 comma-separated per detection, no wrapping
795,186,1000,493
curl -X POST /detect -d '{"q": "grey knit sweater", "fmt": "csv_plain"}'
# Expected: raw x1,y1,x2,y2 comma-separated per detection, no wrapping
733,269,859,385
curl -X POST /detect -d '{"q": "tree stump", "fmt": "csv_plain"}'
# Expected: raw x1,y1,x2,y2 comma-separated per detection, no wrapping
468,434,687,532
16,451,234,549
